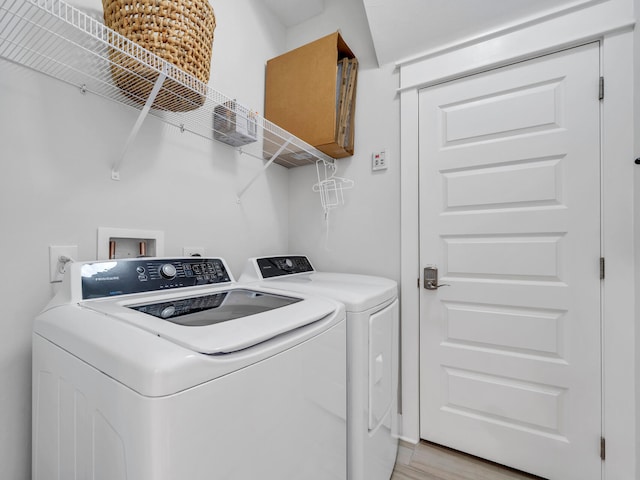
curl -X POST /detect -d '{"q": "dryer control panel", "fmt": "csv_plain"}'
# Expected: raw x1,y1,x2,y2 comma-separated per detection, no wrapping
256,256,314,279
81,258,232,299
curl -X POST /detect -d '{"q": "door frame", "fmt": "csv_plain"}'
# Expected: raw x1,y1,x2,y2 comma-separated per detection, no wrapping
398,11,636,480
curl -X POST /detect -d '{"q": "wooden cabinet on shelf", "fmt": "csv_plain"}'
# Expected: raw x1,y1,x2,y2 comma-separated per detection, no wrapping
265,32,358,167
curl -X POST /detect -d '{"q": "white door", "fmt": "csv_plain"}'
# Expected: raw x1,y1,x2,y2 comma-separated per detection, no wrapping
419,43,601,480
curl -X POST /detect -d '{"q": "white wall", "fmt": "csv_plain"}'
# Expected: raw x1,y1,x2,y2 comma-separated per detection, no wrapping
0,1,289,478
285,0,401,282
287,63,400,280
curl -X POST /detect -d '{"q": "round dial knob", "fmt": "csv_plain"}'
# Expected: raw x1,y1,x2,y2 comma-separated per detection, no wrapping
160,305,176,319
284,258,294,269
159,263,177,279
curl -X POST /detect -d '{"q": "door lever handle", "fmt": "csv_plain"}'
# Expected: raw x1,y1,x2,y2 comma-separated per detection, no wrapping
425,280,450,290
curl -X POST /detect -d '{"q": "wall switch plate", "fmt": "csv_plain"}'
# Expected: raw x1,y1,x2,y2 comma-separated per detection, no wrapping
183,247,205,257
49,245,78,283
372,150,388,171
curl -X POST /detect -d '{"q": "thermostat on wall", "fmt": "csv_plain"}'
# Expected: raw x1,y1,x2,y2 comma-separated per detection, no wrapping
372,150,388,171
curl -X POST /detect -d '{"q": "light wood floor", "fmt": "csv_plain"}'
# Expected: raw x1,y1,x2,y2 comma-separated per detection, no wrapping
391,440,545,480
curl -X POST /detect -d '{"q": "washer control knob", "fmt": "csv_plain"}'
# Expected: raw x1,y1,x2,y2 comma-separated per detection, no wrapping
159,263,177,279
160,305,176,319
284,258,294,269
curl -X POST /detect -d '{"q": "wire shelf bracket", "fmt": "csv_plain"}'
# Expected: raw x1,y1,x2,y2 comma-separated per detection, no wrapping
111,66,167,180
236,136,293,202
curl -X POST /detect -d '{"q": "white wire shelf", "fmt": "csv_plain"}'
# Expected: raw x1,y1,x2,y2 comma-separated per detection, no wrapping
0,0,334,177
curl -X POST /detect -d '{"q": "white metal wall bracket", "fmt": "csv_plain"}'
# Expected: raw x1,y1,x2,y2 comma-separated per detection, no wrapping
111,67,168,180
236,136,294,202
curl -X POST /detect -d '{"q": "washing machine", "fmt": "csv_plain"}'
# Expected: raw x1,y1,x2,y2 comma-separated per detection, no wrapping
240,255,399,480
33,256,347,480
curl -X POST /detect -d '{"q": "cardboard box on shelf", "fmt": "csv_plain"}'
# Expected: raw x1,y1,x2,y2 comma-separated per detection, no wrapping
265,31,357,166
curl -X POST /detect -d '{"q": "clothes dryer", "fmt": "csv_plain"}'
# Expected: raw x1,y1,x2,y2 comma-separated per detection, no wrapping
33,257,346,480
241,255,399,480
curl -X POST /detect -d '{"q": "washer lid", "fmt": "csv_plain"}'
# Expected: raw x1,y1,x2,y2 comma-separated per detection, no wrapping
129,289,301,327
240,257,397,312
82,287,338,354
254,273,397,312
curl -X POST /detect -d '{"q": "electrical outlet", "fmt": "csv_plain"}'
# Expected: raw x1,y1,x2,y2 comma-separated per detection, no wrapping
183,246,205,257
372,150,388,171
49,245,78,283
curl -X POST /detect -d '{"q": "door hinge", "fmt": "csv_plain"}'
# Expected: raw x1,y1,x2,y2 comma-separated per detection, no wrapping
417,277,420,288
600,257,605,280
599,76,604,100
600,436,606,460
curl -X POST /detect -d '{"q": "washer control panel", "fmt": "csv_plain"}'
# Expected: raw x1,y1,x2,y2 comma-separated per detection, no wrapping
256,256,314,279
81,258,232,299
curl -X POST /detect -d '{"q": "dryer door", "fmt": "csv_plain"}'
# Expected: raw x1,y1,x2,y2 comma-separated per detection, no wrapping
368,299,399,431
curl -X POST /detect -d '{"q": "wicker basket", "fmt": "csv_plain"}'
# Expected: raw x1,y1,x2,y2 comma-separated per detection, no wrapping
102,0,215,112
